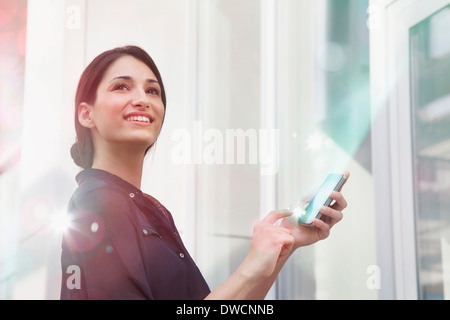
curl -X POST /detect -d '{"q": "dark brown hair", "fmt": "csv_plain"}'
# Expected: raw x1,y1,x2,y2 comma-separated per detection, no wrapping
70,46,166,168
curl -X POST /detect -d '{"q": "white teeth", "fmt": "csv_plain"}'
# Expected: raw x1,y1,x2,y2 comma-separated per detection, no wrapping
126,116,150,123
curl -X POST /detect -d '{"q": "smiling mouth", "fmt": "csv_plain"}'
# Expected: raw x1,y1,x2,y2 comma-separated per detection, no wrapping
126,116,152,123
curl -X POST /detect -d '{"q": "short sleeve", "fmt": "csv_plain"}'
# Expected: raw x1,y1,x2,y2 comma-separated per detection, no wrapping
60,187,153,300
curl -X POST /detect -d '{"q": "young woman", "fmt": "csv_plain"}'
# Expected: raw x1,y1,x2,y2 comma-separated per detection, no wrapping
60,45,349,300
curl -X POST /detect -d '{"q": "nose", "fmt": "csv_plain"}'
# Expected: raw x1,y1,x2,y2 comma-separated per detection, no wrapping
131,89,150,109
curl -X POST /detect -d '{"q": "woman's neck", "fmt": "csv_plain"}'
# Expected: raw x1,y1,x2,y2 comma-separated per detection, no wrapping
91,144,145,190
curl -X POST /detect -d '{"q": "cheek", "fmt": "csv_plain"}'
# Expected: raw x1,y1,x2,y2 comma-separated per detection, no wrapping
92,108,126,138
160,107,166,122
154,102,166,123
94,110,120,130
93,96,127,123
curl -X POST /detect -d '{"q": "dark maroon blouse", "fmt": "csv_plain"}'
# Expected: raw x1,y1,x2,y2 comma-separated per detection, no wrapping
60,168,210,300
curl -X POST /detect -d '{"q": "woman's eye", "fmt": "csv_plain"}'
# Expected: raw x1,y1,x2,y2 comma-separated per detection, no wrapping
113,84,129,91
146,88,160,96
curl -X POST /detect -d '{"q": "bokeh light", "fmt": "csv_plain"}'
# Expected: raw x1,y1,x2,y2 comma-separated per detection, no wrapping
0,1,18,28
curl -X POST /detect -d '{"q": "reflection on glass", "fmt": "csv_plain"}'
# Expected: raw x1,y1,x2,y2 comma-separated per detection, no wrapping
410,5,450,300
319,0,371,172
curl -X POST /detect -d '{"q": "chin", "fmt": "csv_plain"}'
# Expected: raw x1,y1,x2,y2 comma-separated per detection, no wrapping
120,136,152,149
121,130,159,150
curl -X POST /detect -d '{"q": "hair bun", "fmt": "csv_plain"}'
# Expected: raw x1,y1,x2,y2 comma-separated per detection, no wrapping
70,142,84,168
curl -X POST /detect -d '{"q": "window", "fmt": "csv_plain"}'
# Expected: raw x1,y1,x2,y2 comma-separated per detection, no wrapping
0,0,28,299
276,0,374,299
410,5,450,300
370,0,450,300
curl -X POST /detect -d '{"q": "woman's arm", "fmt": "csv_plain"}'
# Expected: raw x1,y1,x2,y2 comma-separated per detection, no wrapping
205,171,350,300
204,210,294,300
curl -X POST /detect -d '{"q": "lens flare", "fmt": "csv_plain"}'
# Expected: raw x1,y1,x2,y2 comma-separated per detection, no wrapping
51,211,72,233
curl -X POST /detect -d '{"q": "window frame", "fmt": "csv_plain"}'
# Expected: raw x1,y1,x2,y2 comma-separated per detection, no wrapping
370,0,450,300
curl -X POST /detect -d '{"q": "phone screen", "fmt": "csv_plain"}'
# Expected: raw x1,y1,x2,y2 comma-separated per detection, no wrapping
297,173,346,225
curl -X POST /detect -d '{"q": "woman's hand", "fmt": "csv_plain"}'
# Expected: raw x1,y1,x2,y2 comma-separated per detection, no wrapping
206,210,295,300
206,172,349,300
242,210,295,280
281,171,350,249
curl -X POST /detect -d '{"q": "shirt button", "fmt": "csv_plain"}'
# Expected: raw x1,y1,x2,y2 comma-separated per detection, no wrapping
129,193,135,198
179,252,185,259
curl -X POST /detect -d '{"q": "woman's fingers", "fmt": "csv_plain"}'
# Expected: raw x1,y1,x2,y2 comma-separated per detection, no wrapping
316,189,348,230
312,217,331,231
319,205,344,223
343,170,350,179
260,209,293,225
329,191,348,211
248,210,296,277
256,210,295,246
320,171,349,225
312,218,331,240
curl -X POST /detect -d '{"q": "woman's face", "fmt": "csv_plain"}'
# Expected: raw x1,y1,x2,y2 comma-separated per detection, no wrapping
83,55,165,155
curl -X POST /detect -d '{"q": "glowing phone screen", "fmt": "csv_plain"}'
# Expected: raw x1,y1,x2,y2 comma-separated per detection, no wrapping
298,173,346,225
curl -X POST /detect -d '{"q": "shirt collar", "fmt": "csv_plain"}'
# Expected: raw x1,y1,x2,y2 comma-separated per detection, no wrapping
76,168,142,196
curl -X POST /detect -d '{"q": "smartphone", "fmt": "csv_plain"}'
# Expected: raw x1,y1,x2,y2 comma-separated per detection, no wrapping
295,173,347,225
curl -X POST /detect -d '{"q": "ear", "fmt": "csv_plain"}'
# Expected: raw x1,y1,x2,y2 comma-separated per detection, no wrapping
78,102,95,129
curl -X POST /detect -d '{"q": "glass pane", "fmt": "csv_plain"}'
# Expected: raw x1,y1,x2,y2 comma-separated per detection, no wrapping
0,0,28,299
410,5,450,300
277,0,375,299
195,0,262,291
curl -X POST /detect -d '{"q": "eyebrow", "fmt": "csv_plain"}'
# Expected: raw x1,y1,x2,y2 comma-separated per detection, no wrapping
109,76,159,85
